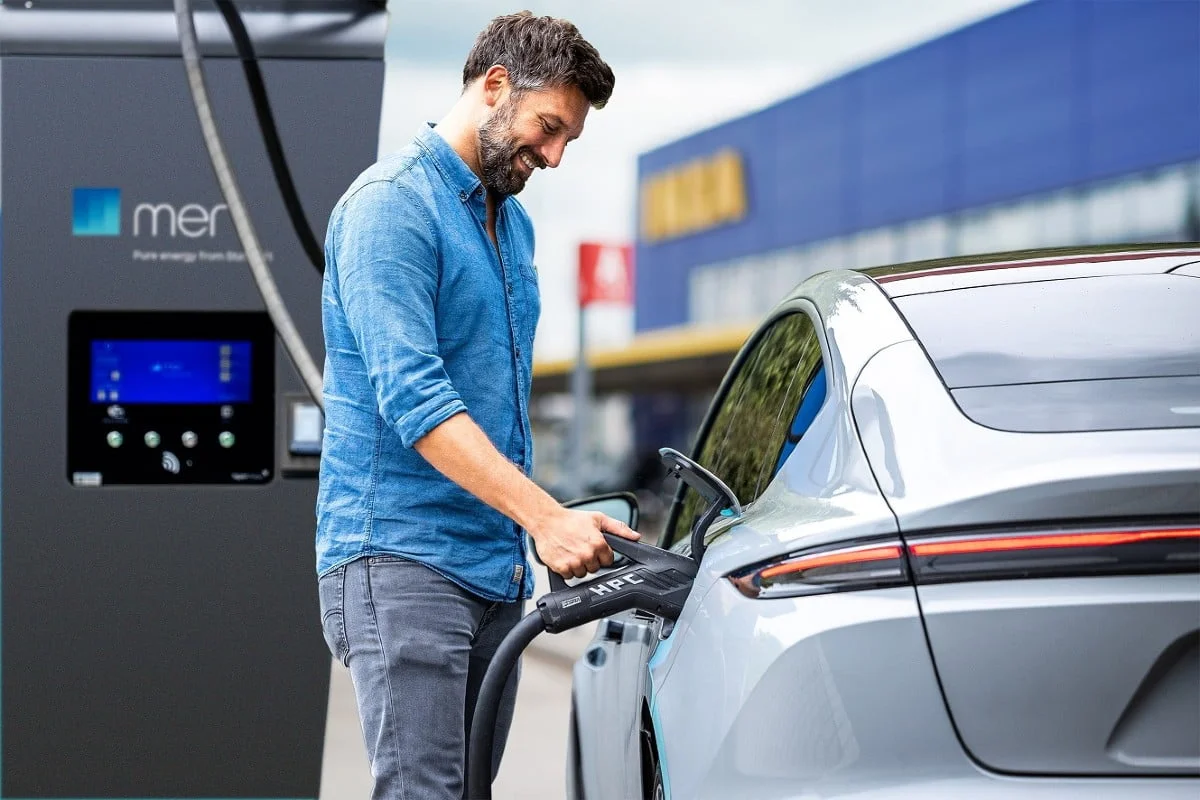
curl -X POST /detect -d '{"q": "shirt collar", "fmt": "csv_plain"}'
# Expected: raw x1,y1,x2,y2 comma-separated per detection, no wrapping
416,123,484,201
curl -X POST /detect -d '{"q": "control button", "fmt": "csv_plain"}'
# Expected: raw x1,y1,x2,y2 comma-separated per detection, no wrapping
161,451,181,474
106,431,123,448
181,431,198,449
219,431,236,449
144,431,161,448
220,404,234,420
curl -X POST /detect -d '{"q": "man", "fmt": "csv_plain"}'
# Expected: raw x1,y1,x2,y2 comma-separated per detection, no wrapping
316,11,637,799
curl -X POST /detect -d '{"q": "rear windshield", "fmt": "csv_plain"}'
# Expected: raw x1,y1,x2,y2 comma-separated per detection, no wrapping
892,274,1200,432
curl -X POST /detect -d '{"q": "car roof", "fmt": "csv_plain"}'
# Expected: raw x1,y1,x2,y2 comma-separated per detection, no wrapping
860,243,1200,297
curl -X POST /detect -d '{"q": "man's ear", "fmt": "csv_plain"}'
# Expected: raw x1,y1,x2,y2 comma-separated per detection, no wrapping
482,64,510,108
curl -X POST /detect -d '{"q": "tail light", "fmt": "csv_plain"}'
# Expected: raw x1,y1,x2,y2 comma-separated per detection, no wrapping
909,526,1200,584
729,541,907,599
729,527,1199,599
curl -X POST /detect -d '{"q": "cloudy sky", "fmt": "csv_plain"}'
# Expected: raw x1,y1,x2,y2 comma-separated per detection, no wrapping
377,0,1029,359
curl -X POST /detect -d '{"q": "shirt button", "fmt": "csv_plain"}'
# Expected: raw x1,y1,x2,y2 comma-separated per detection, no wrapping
459,190,467,201
516,346,522,357
507,283,514,295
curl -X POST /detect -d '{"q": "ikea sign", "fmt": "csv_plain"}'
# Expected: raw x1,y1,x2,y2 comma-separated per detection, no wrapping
640,149,748,243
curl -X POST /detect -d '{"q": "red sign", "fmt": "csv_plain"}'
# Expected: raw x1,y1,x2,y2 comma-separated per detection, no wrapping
578,242,634,307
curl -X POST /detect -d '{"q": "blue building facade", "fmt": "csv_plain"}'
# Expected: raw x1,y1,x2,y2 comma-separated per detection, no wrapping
633,0,1200,334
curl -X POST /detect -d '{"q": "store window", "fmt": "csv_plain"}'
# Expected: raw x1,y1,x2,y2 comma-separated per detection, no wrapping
901,216,950,262
1083,180,1130,243
1127,168,1189,239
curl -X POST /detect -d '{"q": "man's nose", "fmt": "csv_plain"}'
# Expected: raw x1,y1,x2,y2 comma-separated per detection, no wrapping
538,138,567,169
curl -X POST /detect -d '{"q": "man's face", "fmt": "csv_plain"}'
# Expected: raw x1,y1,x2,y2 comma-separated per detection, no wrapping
478,83,590,196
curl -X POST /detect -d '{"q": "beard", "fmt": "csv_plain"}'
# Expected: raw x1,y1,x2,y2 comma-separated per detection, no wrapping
477,98,542,196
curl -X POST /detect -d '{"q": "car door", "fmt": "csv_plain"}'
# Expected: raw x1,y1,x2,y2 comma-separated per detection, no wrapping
570,308,828,800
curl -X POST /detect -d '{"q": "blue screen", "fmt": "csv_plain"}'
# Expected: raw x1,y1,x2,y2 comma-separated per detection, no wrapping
91,340,252,404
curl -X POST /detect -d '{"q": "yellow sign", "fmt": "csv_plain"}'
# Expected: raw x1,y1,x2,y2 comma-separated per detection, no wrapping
640,149,748,243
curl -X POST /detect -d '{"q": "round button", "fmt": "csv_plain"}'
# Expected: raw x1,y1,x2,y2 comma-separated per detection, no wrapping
106,431,123,448
144,431,161,448
181,431,198,449
218,431,236,449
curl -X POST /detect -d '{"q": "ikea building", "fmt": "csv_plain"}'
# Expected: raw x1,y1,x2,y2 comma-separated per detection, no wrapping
533,0,1200,483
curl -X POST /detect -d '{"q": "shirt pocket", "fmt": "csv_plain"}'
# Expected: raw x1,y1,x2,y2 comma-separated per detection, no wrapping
514,260,539,285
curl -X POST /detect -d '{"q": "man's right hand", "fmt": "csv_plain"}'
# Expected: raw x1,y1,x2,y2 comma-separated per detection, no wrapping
411,414,642,580
528,507,641,580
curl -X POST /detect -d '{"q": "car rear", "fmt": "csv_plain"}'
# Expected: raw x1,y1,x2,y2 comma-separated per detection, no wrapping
856,253,1200,781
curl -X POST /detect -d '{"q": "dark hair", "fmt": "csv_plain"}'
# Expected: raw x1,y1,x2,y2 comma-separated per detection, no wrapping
462,11,614,109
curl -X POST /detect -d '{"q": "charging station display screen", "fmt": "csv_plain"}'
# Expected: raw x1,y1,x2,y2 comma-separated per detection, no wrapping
90,340,252,404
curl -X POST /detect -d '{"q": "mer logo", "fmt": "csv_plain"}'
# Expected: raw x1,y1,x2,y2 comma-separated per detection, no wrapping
72,187,121,236
72,187,228,238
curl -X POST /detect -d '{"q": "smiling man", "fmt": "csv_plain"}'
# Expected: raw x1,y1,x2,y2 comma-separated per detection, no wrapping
316,12,636,800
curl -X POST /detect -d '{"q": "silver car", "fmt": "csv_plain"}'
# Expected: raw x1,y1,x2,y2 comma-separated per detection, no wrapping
564,245,1200,799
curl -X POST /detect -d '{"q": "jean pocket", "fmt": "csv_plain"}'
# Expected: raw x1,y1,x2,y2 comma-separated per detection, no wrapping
318,567,350,666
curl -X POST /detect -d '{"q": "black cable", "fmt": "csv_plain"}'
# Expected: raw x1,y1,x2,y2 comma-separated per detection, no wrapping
212,0,326,274
466,611,547,800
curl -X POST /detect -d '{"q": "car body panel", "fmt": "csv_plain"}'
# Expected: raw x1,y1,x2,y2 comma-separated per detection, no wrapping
652,582,954,800
918,575,1200,775
851,339,1200,529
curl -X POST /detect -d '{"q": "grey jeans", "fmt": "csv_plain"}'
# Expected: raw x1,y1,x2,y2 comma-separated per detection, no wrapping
319,555,523,800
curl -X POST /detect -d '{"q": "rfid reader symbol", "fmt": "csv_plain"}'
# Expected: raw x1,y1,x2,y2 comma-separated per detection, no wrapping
161,451,181,474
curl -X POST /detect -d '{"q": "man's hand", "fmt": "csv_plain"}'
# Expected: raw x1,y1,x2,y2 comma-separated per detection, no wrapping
412,413,641,580
527,507,640,580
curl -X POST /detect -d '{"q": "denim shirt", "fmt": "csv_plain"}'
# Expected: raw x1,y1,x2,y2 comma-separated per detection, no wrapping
316,125,540,602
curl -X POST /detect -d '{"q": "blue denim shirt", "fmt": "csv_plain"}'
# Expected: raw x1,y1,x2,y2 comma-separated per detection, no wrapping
316,125,540,602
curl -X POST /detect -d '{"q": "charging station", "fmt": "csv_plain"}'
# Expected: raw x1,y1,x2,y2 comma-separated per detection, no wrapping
0,3,385,795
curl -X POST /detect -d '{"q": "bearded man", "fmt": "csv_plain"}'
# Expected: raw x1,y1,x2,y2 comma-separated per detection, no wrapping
315,11,637,800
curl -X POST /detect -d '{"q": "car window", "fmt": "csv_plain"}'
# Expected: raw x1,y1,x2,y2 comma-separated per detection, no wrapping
664,312,826,548
774,363,826,475
893,274,1200,386
893,274,1200,432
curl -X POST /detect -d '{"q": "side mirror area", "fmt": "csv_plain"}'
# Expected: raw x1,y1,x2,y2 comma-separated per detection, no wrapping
563,490,639,530
529,492,640,591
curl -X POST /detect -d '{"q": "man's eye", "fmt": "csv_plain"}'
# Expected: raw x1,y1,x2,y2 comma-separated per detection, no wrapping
542,123,557,135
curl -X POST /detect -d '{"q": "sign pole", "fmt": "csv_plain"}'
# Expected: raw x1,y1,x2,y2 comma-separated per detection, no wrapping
569,299,591,499
569,242,633,500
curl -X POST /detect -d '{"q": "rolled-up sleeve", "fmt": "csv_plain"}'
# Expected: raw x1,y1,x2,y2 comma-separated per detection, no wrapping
332,180,465,447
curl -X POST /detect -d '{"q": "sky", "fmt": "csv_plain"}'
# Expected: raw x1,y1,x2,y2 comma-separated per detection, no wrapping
377,0,1030,360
